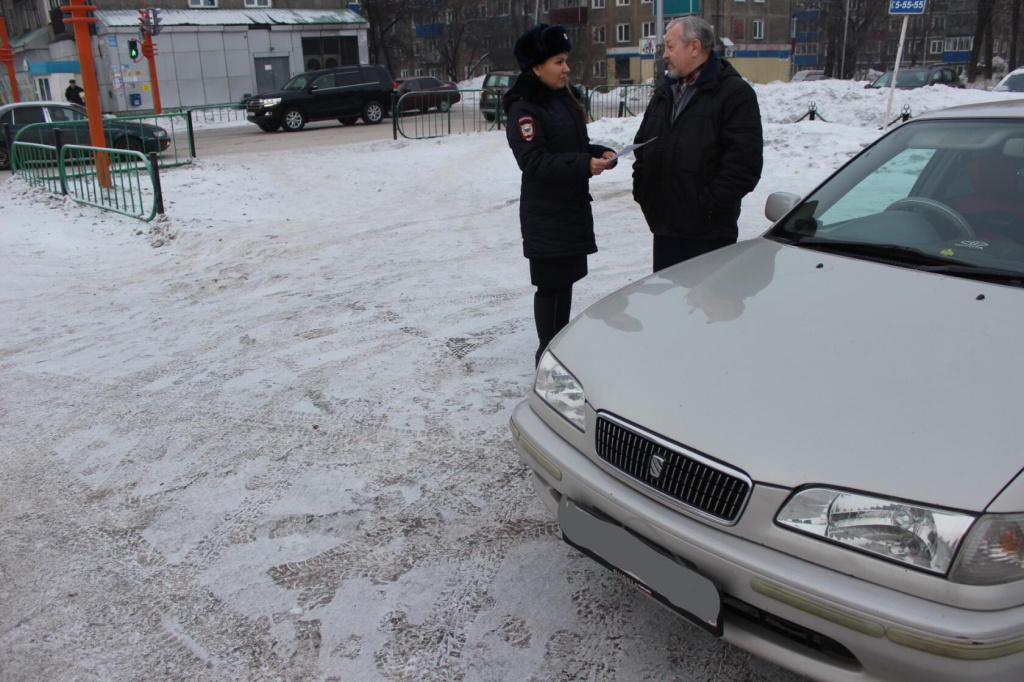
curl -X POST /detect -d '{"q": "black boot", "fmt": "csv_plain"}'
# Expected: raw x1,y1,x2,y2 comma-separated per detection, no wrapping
534,288,559,366
554,286,573,334
534,286,574,367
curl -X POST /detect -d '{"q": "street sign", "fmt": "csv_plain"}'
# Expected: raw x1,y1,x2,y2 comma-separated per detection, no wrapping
640,37,657,57
889,0,925,15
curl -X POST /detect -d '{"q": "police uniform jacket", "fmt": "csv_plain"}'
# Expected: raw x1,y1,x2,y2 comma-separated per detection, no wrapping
632,53,763,241
503,73,613,259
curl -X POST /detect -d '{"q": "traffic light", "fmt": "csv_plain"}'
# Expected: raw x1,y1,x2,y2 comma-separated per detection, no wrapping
128,39,140,61
139,8,151,35
151,8,162,35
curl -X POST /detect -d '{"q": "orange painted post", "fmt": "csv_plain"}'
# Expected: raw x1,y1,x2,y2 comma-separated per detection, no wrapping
0,18,19,103
141,33,162,114
60,0,110,187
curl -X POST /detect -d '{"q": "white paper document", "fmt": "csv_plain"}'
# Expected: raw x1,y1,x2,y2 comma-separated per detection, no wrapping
610,137,656,160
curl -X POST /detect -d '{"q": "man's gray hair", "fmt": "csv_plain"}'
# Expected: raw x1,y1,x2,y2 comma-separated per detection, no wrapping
667,16,715,54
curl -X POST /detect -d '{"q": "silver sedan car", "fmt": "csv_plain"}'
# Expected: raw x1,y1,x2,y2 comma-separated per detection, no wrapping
510,100,1024,681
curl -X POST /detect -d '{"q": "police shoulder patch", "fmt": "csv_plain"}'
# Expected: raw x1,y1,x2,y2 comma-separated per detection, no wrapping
518,116,536,142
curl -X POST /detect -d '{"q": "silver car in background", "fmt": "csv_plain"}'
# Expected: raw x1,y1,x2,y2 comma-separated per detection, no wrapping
510,100,1024,681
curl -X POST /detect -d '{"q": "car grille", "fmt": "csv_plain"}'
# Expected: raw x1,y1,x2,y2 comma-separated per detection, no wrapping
595,416,750,522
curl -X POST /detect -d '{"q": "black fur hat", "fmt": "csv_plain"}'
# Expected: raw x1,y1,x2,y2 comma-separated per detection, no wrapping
513,24,573,72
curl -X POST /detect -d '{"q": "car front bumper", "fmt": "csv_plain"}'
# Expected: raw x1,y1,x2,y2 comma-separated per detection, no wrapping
246,107,281,125
509,399,1024,682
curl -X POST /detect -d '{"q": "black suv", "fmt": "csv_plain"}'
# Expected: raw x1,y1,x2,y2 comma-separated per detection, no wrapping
245,64,395,132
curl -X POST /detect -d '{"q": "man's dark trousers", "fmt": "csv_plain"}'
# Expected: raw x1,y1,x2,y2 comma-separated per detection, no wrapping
653,235,735,272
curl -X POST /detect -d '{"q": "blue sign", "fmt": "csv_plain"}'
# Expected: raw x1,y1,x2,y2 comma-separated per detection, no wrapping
107,35,118,48
664,0,700,15
889,0,925,14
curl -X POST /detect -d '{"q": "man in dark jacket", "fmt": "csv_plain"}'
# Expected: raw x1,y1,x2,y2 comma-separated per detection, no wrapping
632,16,763,272
65,79,85,106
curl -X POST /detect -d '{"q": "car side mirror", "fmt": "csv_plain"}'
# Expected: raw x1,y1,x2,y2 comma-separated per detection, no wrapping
308,85,318,92
765,192,802,223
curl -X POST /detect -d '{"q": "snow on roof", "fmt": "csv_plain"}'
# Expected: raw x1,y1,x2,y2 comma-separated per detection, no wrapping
95,8,368,28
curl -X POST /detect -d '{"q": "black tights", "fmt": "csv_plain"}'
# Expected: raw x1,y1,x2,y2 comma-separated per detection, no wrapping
534,285,573,366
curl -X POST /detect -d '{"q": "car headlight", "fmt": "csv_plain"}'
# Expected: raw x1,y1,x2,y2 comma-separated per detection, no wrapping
776,488,975,575
153,129,168,138
534,351,585,431
949,513,1024,585
260,98,281,107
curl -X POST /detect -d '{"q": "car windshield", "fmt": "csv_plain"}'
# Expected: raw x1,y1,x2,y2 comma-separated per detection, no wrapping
999,73,1024,91
872,70,929,88
281,74,314,90
767,119,1024,279
485,75,513,88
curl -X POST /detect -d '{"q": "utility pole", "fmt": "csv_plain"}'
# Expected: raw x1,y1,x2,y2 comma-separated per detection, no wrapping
61,0,111,187
841,0,850,78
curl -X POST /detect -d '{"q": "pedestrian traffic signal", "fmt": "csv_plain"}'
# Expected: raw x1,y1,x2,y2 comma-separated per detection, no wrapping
128,39,140,61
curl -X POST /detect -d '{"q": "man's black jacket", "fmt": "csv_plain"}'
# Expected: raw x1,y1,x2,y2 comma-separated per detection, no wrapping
632,54,763,241
503,73,612,259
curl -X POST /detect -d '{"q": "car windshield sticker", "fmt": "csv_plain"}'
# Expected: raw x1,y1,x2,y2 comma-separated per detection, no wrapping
519,116,535,142
957,240,989,250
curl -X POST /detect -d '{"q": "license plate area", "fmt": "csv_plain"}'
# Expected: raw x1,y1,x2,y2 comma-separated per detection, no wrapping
558,496,722,636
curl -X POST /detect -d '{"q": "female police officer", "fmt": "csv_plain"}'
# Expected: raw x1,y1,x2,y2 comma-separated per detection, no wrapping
503,24,617,366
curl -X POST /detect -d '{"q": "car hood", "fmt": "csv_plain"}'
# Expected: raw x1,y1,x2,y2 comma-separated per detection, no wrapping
551,238,1024,512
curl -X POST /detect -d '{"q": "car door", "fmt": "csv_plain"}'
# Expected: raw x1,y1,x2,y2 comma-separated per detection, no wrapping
397,78,419,112
45,104,91,146
10,105,48,145
420,77,441,109
334,69,365,117
307,72,339,120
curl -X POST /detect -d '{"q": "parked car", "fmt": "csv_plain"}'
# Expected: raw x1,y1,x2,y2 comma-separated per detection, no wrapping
510,100,1024,682
0,101,170,170
479,70,519,122
994,67,1024,92
867,64,964,89
791,69,826,82
243,64,395,132
394,77,461,114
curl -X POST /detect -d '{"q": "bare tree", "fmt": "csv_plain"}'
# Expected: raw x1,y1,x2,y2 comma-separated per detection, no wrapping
821,0,890,78
967,0,997,81
1013,0,1022,70
363,0,416,73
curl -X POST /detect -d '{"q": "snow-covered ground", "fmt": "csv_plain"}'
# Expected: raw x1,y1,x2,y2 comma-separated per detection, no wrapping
0,81,1019,681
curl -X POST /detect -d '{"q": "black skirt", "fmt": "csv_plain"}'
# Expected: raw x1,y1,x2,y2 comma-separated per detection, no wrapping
530,254,588,288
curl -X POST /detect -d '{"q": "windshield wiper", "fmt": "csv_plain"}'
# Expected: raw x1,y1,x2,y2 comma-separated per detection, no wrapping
918,264,1024,286
788,237,958,267
790,237,1024,285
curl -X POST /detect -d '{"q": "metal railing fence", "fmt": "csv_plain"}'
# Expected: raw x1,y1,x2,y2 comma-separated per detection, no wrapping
585,84,656,122
393,88,504,140
11,135,163,222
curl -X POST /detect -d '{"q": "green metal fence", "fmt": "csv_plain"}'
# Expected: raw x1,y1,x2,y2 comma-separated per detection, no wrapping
12,138,163,222
585,84,656,121
394,88,504,140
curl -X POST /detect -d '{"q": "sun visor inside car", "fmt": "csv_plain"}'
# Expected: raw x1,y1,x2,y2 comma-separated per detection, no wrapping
907,127,1010,150
1002,138,1024,158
